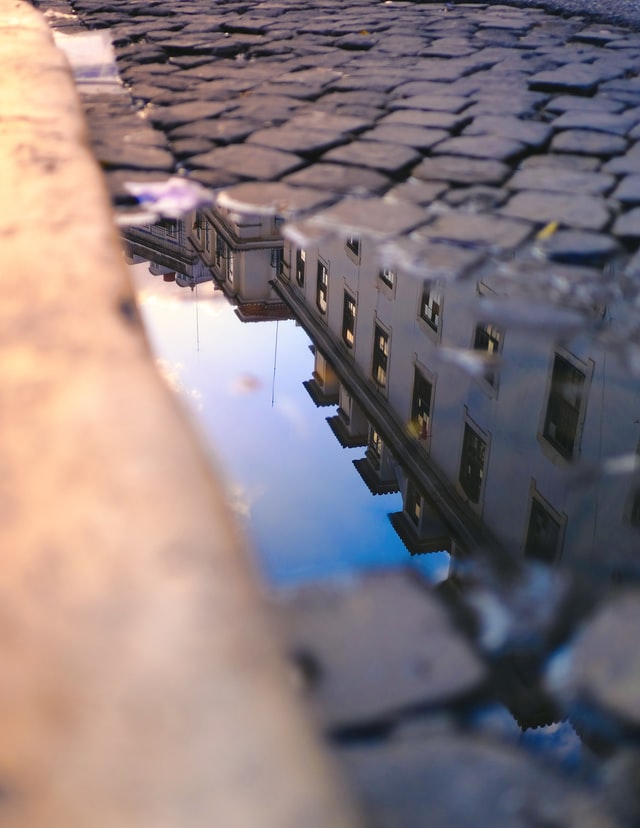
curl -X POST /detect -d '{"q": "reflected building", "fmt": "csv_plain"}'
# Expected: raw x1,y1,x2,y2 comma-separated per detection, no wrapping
273,231,640,576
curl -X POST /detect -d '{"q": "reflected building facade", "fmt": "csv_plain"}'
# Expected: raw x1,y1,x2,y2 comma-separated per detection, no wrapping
274,231,640,575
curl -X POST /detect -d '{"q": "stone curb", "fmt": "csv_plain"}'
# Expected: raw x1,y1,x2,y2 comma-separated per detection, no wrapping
0,2,360,826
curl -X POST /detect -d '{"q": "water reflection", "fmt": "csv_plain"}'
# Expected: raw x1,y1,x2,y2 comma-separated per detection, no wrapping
124,202,640,589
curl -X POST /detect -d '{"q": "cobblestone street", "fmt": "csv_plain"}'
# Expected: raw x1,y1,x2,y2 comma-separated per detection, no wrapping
30,0,640,825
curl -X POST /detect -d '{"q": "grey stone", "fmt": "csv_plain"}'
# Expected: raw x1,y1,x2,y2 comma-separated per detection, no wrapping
170,137,215,157
421,212,533,250
147,99,236,128
168,118,260,144
564,590,640,725
188,144,303,180
539,230,620,264
379,109,470,131
277,571,485,728
385,179,448,205
520,153,602,172
286,111,371,135
443,186,508,210
215,181,337,217
501,191,611,231
378,237,484,281
462,94,544,119
464,115,552,148
551,110,639,136
388,94,470,113
95,143,175,172
545,94,626,114
507,167,616,195
612,208,640,239
341,736,616,828
432,135,526,162
246,126,346,155
612,175,640,204
550,130,628,156
360,125,449,150
414,156,511,186
283,163,390,196
603,151,640,175
322,140,420,174
528,63,606,94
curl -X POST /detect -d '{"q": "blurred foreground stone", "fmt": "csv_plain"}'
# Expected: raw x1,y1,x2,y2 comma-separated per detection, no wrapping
0,2,361,826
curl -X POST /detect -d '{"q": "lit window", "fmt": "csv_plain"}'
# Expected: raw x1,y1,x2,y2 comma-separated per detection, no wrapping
372,324,390,388
368,428,383,469
227,252,234,284
296,248,306,287
406,480,422,526
411,367,432,441
342,290,356,348
316,261,328,313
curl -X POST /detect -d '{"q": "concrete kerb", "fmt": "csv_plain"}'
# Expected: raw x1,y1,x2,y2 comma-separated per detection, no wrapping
0,2,361,826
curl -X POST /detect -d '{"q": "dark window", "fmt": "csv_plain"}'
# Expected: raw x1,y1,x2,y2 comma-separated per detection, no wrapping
296,248,306,287
346,236,361,257
372,325,390,388
215,234,225,267
543,354,585,459
411,367,432,441
316,261,328,313
459,423,486,504
379,268,396,289
525,498,562,564
420,283,442,332
270,246,283,271
473,322,502,385
342,290,356,348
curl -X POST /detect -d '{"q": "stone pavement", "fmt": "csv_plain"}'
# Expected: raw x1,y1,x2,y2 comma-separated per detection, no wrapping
21,0,640,825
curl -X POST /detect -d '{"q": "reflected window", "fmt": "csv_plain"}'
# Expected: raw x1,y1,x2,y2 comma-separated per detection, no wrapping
368,428,383,470
270,247,283,272
296,248,306,287
543,354,586,460
316,260,328,313
525,496,563,564
406,480,422,526
227,252,235,284
346,236,361,259
342,290,357,348
473,322,502,386
159,218,178,238
459,422,487,504
372,324,390,389
215,234,225,267
420,282,442,332
204,221,211,253
379,268,396,289
411,367,432,441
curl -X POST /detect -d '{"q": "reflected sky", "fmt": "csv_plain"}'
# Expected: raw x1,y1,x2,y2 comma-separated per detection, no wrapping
131,261,450,585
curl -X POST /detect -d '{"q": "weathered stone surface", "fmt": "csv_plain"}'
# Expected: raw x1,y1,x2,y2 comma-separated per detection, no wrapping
551,109,639,136
432,135,526,162
413,156,511,186
443,185,508,210
603,150,640,175
421,212,533,250
507,167,616,195
501,191,610,230
286,111,371,135
612,207,640,238
379,108,470,131
563,590,640,725
550,130,628,156
539,230,620,264
215,181,337,216
360,124,449,150
283,162,390,195
528,63,607,94
385,179,448,205
464,115,552,147
322,140,420,174
146,99,235,127
545,94,626,114
94,142,175,171
520,153,602,172
388,93,470,113
168,118,261,144
341,736,616,828
246,125,346,155
612,174,640,204
277,572,486,728
188,144,303,180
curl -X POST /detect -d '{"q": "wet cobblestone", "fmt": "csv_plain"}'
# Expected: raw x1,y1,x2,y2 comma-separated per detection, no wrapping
33,0,640,824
